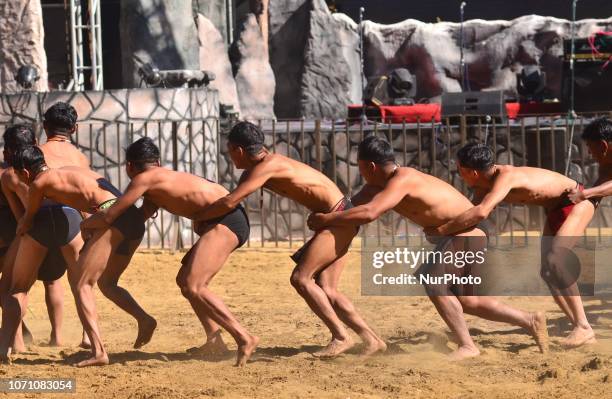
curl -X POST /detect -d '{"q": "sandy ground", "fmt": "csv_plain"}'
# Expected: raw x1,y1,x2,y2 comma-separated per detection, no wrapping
1,247,611,399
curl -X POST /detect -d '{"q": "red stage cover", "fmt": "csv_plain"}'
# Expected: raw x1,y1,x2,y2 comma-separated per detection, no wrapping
348,102,564,123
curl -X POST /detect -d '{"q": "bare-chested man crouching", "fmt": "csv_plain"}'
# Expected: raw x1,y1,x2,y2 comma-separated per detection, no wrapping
82,137,258,366
0,146,148,366
1,124,84,351
308,136,548,360
431,142,595,348
194,121,386,358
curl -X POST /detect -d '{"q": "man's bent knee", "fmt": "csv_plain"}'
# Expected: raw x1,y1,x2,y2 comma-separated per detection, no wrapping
290,271,311,293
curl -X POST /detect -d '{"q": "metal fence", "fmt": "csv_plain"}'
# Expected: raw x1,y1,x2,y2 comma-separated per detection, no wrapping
1,112,611,250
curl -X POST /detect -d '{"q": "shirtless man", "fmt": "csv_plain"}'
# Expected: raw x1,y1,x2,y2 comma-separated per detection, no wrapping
429,142,595,348
0,162,34,351
568,117,612,204
1,124,83,349
82,137,257,366
0,146,147,366
194,121,386,357
308,136,548,360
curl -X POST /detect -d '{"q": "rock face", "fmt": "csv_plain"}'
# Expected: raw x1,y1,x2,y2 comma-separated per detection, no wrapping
197,14,240,113
193,0,227,43
230,14,276,120
269,7,612,118
363,16,612,101
120,0,200,88
0,0,48,93
269,0,311,118
269,0,359,119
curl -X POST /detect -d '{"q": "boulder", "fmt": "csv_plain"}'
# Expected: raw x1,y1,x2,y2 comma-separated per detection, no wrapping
197,14,240,113
230,14,276,120
193,0,228,43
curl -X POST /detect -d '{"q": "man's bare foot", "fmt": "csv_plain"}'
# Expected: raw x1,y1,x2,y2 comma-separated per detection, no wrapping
187,335,229,357
527,312,549,354
11,339,26,354
359,336,387,357
79,332,91,349
134,316,157,349
560,326,596,348
235,335,259,367
448,345,480,361
313,336,354,358
0,354,11,364
48,334,63,347
75,352,109,367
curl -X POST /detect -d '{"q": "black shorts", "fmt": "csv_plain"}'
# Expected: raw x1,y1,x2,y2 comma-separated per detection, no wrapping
37,248,67,282
27,206,81,281
1,206,68,281
28,206,82,247
95,198,144,256
181,205,250,265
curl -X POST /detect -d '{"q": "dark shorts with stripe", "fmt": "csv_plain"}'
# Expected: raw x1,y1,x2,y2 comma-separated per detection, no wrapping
96,198,146,255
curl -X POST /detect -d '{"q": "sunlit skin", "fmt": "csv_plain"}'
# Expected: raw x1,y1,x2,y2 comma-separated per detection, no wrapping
432,161,596,349
195,143,387,358
308,159,549,360
0,164,148,367
82,162,259,366
0,134,89,355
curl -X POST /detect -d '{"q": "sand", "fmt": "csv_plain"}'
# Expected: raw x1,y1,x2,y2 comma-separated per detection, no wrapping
2,247,610,398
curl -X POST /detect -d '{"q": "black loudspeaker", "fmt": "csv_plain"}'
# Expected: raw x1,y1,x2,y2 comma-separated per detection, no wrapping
441,91,507,122
562,60,612,112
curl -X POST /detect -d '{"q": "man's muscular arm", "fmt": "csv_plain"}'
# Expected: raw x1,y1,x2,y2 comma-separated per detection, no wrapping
193,162,277,222
434,172,515,236
16,178,46,236
1,172,25,219
569,179,612,204
307,178,407,230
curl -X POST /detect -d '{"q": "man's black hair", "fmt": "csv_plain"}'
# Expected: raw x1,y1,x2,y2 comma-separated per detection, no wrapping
357,135,396,164
12,146,46,175
126,137,160,169
456,142,494,171
43,102,77,134
582,117,612,142
228,121,265,155
3,124,36,164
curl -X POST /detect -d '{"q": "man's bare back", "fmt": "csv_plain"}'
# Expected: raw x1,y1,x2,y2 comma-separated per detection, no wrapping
40,140,89,170
252,153,345,212
31,166,115,212
132,168,229,218
476,165,577,208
